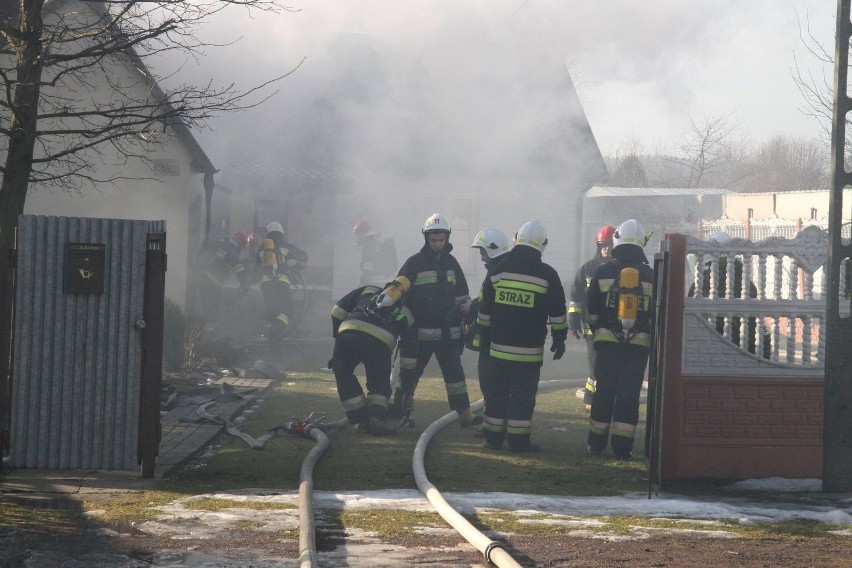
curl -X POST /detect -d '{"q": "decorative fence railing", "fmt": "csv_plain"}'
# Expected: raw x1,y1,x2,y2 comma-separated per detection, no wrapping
681,226,848,377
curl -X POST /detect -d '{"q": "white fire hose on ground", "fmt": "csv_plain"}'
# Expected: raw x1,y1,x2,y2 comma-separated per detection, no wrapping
413,378,580,567
279,414,350,568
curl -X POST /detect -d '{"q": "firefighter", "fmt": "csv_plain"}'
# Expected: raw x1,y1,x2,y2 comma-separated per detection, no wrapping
197,229,250,322
464,228,511,408
352,219,398,286
330,277,414,434
258,222,308,344
586,218,654,460
477,220,568,452
352,220,382,286
568,225,615,411
388,213,480,426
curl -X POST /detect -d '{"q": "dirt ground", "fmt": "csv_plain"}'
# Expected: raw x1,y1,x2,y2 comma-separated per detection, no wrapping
4,509,852,568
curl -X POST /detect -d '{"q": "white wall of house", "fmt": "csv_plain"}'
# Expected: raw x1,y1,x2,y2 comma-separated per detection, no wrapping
24,145,202,308
10,0,211,309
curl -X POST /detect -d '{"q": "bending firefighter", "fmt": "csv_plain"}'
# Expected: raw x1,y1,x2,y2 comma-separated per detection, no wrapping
388,213,480,427
258,222,308,345
477,221,568,452
567,225,615,411
330,277,414,434
586,219,654,460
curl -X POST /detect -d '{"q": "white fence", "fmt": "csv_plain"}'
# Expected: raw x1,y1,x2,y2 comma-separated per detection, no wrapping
681,226,849,377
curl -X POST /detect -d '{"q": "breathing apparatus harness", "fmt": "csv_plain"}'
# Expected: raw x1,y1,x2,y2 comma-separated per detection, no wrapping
605,261,645,343
362,276,411,324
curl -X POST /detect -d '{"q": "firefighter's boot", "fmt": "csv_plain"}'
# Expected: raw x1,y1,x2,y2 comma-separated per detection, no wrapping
507,433,541,453
483,429,506,451
388,389,414,420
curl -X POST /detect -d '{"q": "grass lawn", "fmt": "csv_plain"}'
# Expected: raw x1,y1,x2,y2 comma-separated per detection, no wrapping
167,370,649,497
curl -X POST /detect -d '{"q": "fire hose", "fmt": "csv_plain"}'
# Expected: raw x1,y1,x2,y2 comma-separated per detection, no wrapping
281,413,349,568
413,378,580,567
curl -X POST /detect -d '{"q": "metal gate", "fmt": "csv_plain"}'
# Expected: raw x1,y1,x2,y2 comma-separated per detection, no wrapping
8,215,165,474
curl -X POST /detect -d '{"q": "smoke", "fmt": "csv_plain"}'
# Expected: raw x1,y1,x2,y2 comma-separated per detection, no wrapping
147,0,836,323
159,0,832,163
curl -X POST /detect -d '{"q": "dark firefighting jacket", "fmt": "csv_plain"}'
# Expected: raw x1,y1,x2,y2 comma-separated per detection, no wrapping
567,253,608,337
257,232,308,285
477,245,568,363
200,237,246,287
331,285,415,351
586,246,654,349
397,242,470,341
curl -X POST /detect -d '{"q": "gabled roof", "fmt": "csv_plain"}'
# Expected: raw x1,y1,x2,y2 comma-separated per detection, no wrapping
37,0,216,175
587,186,733,198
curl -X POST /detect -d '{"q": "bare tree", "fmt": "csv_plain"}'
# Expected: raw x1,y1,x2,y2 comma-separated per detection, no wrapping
0,0,294,459
731,134,828,193
666,111,745,188
608,153,647,187
791,7,834,147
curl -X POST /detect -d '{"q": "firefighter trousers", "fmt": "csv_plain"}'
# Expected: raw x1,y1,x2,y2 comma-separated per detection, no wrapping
587,343,648,458
394,337,470,413
477,348,494,403
483,359,540,450
332,332,393,425
260,280,294,342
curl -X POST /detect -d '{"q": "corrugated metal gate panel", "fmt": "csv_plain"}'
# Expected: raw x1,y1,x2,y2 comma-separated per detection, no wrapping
10,215,164,470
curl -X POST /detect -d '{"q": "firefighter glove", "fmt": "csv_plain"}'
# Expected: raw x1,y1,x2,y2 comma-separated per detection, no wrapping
327,358,335,371
550,338,566,360
570,328,582,340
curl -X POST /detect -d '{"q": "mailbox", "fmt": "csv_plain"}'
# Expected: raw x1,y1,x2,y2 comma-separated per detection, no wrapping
67,243,106,294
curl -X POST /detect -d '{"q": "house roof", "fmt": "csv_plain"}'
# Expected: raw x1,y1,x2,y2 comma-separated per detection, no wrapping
587,186,734,198
40,0,216,176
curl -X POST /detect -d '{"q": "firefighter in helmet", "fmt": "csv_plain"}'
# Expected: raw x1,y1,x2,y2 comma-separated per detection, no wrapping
352,220,381,286
477,220,568,452
197,228,250,322
330,277,414,434
464,228,510,411
352,219,398,286
388,213,480,426
257,221,308,344
586,218,654,460
568,224,615,411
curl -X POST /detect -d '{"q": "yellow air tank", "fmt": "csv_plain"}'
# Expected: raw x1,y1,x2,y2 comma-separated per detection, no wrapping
263,238,277,271
617,267,640,332
377,276,411,308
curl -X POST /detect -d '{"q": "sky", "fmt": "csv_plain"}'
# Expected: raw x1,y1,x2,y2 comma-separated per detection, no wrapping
162,0,839,162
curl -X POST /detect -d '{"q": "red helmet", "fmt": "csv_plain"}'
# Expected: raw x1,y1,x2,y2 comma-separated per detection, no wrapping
352,220,372,236
233,231,247,247
595,225,616,244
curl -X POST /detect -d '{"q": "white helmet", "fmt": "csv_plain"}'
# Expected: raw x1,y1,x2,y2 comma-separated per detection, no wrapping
612,219,647,250
266,221,284,234
422,213,451,234
471,228,510,259
514,220,548,252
